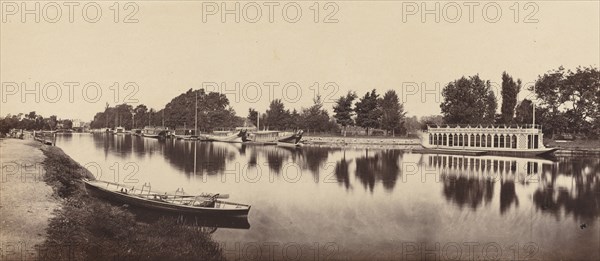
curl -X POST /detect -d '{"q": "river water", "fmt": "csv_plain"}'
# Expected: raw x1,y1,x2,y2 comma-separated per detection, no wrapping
55,133,599,261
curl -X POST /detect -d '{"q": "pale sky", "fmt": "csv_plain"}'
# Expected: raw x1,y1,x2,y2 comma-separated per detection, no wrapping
1,1,599,121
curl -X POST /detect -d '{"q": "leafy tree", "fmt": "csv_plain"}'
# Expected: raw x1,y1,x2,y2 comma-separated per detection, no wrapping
500,72,522,123
115,104,133,128
404,116,420,134
133,104,149,129
61,119,73,129
514,99,533,124
47,115,58,130
484,90,498,124
148,108,157,126
144,89,237,131
419,115,444,130
247,108,258,126
379,90,406,136
301,95,332,132
354,89,381,135
440,75,497,125
533,67,564,113
333,92,357,136
207,107,237,129
259,113,267,130
27,111,36,120
562,67,599,133
265,99,291,130
0,114,18,134
532,66,599,136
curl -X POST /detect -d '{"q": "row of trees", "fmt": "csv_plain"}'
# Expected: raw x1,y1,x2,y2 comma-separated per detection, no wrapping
0,111,71,134
333,90,407,136
440,66,599,138
248,95,339,133
90,89,244,131
247,90,409,136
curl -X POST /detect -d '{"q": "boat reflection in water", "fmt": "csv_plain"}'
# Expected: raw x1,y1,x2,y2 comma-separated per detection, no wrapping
426,154,554,183
128,207,251,233
425,154,555,213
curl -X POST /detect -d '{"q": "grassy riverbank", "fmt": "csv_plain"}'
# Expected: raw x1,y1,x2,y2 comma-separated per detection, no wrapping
38,144,224,260
302,135,421,150
545,139,600,151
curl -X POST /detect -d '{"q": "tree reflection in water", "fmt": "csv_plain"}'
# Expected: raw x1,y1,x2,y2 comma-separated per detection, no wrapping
442,177,495,209
533,157,600,224
354,149,402,192
335,151,352,190
427,154,599,220
297,147,331,181
500,180,519,214
162,141,236,176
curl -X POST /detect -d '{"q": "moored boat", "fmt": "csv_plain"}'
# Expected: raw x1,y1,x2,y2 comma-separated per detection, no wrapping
142,126,168,139
421,124,557,157
206,130,250,143
131,129,143,136
83,179,251,216
113,126,125,135
276,130,303,147
248,130,304,147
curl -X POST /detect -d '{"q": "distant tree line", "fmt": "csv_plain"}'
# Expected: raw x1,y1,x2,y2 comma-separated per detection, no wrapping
0,111,71,134
90,89,244,131
248,95,339,133
247,90,410,136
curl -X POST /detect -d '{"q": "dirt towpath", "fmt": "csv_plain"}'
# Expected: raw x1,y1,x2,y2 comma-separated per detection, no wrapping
0,139,60,259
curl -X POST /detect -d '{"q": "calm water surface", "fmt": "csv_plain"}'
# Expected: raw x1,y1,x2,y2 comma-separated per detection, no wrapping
56,134,600,260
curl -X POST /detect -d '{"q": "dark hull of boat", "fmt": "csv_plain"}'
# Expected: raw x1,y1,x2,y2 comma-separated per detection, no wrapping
416,147,558,158
486,148,558,157
277,142,303,148
128,207,251,229
413,148,486,156
84,182,250,216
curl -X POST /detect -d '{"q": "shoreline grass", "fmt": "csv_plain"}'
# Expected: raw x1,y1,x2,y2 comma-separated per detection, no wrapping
38,145,225,261
544,139,600,151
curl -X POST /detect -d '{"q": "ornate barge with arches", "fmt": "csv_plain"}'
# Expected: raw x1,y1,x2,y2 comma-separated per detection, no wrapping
421,124,557,157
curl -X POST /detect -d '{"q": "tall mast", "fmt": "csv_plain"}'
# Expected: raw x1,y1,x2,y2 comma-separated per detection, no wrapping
162,110,165,128
532,84,536,127
257,112,260,131
105,103,109,128
195,91,198,135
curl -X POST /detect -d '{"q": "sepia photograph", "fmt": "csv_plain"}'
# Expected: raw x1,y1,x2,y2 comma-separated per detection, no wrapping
1,1,599,260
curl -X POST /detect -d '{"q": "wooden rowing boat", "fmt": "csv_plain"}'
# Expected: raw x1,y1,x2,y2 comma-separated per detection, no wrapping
206,130,250,143
83,179,250,216
276,130,304,147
